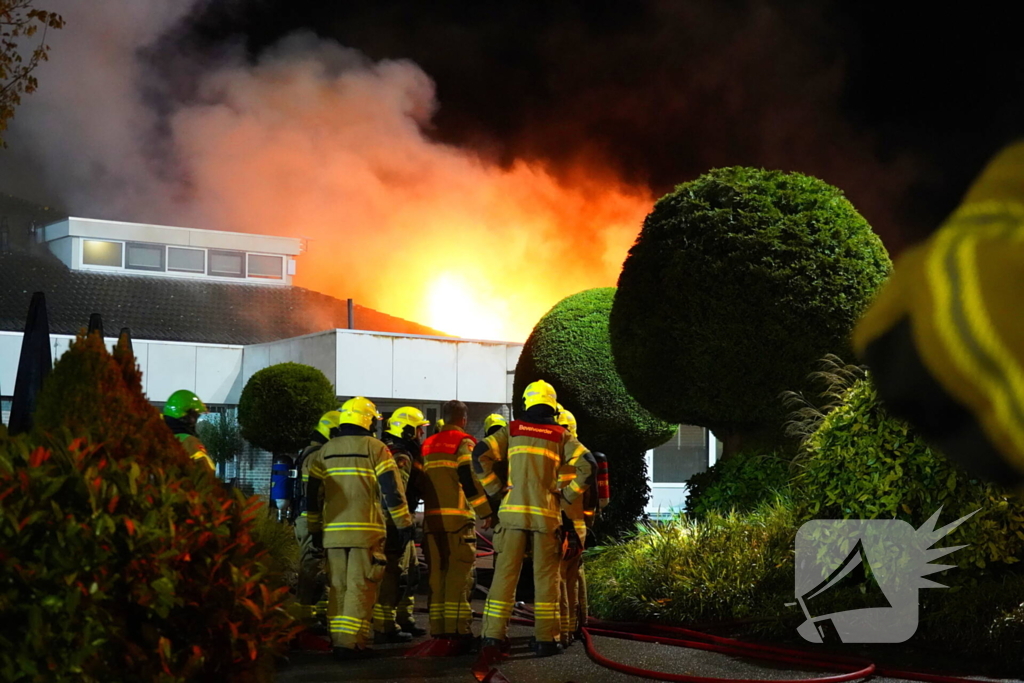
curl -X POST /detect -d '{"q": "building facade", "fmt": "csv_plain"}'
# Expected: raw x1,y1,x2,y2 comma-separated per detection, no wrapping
0,216,715,516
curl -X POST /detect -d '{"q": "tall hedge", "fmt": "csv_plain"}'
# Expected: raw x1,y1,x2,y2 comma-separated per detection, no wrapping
610,167,891,452
514,287,677,537
0,333,297,681
238,363,337,456
793,376,1024,574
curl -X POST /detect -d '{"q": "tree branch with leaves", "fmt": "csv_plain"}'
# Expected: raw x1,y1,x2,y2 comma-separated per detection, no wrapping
1,0,63,146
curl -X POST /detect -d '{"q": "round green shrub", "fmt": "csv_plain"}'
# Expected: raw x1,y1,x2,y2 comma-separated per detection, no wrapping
610,167,891,445
793,376,1024,574
238,362,337,456
513,287,677,537
685,449,792,518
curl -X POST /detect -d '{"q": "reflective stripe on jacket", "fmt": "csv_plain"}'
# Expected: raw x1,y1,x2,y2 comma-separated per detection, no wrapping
176,433,214,471
306,433,412,548
420,426,492,532
473,420,594,532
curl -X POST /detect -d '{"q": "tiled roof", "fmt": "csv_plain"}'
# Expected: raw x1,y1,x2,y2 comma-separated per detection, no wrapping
0,251,448,344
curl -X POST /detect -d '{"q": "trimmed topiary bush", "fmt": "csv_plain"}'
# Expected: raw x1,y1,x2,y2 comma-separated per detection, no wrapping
685,449,792,518
610,167,891,454
238,363,337,456
793,375,1024,574
0,333,298,682
514,287,677,538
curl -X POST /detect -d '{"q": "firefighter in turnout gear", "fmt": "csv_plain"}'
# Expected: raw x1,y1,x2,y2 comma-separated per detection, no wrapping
376,406,430,642
305,397,414,660
162,389,213,471
483,413,507,437
554,404,591,648
293,410,342,608
419,400,492,650
473,381,596,657
853,140,1024,488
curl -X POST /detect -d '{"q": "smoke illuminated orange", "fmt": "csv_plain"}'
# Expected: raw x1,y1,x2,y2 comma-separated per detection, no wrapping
161,39,655,342
24,24,654,342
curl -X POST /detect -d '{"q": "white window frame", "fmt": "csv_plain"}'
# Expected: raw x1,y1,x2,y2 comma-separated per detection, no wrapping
167,246,207,274
246,252,285,280
79,238,126,272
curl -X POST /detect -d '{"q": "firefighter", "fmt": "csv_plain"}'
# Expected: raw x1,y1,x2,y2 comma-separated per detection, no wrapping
473,380,596,657
375,406,430,642
306,397,415,661
483,413,507,437
419,400,493,650
852,140,1024,487
293,410,342,609
162,389,213,471
554,404,588,648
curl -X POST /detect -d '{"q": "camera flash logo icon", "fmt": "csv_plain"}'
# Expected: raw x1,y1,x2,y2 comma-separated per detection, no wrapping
794,508,977,643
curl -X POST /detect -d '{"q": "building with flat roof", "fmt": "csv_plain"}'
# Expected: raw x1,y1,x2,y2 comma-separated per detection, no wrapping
0,211,714,515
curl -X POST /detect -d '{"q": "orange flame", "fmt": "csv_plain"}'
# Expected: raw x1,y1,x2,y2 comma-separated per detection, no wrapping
163,38,653,342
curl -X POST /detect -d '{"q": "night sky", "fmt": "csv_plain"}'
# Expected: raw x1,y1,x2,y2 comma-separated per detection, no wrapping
165,0,1024,254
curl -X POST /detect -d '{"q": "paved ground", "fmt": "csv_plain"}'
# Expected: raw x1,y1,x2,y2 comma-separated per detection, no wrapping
275,598,1019,683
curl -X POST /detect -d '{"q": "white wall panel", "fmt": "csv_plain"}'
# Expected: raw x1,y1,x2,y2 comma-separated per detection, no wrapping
0,333,21,396
393,337,457,401
130,341,150,397
146,343,198,400
196,346,244,404
241,343,270,388
457,342,507,403
52,336,71,361
336,333,393,399
505,344,523,372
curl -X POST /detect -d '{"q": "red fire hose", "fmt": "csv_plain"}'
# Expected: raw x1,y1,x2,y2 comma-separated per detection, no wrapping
471,608,1003,683
469,531,997,683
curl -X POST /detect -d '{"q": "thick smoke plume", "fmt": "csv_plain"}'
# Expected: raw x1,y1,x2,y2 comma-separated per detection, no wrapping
1,0,652,340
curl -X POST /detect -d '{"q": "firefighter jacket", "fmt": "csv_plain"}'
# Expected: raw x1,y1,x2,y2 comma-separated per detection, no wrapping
306,425,413,548
294,433,328,521
381,433,422,523
473,419,595,532
420,425,492,533
558,441,598,540
165,415,214,471
176,434,213,471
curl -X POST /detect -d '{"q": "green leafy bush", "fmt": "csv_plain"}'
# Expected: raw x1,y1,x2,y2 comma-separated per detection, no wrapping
610,167,891,450
238,363,336,456
0,333,298,682
685,449,792,518
197,410,245,469
793,376,1024,573
513,287,677,538
586,501,796,624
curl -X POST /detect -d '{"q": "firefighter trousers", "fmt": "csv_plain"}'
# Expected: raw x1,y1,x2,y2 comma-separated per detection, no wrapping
294,515,324,605
482,527,562,643
558,554,584,635
424,524,477,635
326,543,387,649
373,536,417,633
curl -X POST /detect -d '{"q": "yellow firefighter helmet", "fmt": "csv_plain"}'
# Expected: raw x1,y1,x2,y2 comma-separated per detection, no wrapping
387,406,430,439
338,397,381,431
523,380,558,410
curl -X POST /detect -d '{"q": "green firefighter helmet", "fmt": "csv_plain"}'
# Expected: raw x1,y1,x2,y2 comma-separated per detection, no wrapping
163,390,207,419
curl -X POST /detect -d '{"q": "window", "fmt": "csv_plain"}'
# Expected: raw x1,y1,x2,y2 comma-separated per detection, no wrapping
208,250,245,278
82,240,122,267
126,242,164,271
247,253,283,279
168,247,205,273
652,425,707,483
